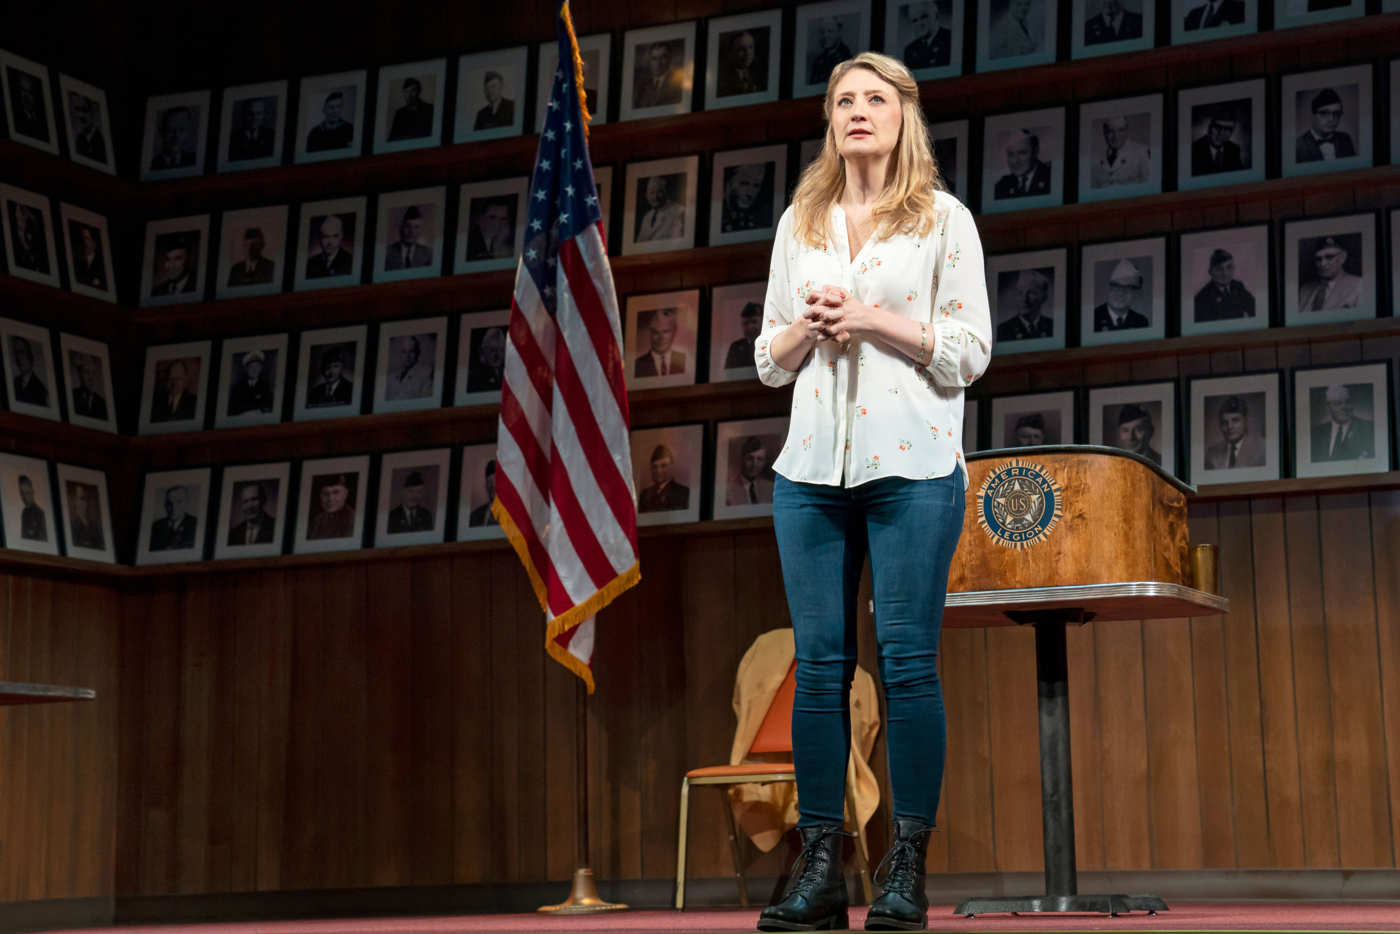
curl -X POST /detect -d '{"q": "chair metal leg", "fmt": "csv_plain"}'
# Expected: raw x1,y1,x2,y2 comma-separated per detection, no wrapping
720,787,750,907
846,787,874,905
675,777,691,910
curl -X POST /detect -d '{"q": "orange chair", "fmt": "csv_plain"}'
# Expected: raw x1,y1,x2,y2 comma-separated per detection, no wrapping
673,659,875,910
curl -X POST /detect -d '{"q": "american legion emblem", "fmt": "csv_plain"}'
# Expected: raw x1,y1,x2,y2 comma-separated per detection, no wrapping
976,458,1064,549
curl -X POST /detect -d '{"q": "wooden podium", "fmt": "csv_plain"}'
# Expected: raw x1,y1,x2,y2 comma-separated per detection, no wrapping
943,446,1228,917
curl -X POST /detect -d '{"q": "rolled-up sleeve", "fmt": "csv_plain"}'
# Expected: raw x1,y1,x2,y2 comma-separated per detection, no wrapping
926,203,993,388
756,208,800,388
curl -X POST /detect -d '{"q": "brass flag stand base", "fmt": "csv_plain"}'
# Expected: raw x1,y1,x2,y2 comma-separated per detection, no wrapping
537,867,628,914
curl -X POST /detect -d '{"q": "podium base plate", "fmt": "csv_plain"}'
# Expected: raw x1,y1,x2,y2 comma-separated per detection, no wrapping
955,894,1167,917
537,867,629,914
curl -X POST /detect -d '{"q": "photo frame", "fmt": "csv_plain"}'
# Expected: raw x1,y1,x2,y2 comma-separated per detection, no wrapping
0,50,58,154
213,461,291,560
373,316,448,414
55,463,114,563
985,247,1068,354
1188,370,1282,484
1293,361,1392,479
1280,63,1372,178
963,398,981,453
594,165,613,251
135,467,211,565
990,389,1077,447
58,332,117,433
1079,236,1168,346
1087,380,1178,475
0,317,59,422
709,144,786,247
1282,212,1377,326
622,154,699,255
1169,0,1256,45
1072,0,1153,59
1392,60,1399,170
535,32,611,131
793,1,871,98
294,454,370,554
1392,208,1399,322
619,20,697,121
139,89,210,180
799,137,824,173
373,58,446,154
1178,223,1270,336
0,453,57,555
980,107,1065,214
139,339,211,435
624,289,701,390
887,0,964,81
705,9,783,110
455,177,528,274
293,195,366,291
216,204,288,299
455,309,509,405
1273,0,1363,31
1078,93,1163,202
293,323,366,421
374,448,451,547
214,332,288,429
928,118,969,200
458,442,505,541
58,202,116,301
140,213,210,306
0,184,59,288
709,281,766,382
631,424,704,526
456,46,528,143
1176,78,1266,191
712,416,787,520
217,79,287,172
293,69,367,164
373,186,445,283
57,74,115,173
977,0,1058,73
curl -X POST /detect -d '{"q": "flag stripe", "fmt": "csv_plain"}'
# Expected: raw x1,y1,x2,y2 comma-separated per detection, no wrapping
561,236,629,419
492,471,550,597
547,442,619,589
499,384,552,513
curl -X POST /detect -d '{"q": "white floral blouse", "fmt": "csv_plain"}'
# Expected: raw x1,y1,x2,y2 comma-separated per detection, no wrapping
756,191,993,488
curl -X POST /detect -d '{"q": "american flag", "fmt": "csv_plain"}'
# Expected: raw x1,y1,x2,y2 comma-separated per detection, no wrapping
491,0,640,692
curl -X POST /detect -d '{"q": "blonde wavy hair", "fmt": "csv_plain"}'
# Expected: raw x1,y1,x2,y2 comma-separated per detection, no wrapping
791,51,945,249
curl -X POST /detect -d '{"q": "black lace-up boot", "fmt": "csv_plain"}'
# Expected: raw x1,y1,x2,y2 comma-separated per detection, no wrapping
756,824,850,931
864,819,933,930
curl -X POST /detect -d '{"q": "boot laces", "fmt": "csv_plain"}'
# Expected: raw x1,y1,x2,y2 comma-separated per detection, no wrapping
874,830,930,891
781,827,848,899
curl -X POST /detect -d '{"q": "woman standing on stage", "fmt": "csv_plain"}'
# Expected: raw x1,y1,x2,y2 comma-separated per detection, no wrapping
754,52,992,932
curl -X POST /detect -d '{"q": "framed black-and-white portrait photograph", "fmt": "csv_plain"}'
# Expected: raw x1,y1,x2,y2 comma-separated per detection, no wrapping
0,453,56,555
620,20,696,121
1170,0,1255,44
58,74,115,173
535,32,611,130
622,155,698,255
887,0,963,80
1281,64,1372,178
293,69,367,164
713,416,787,520
1176,78,1266,191
1080,236,1167,345
0,317,59,422
374,186,445,283
456,177,528,274
0,50,57,155
1072,0,1152,58
458,442,505,541
293,454,369,554
625,289,700,390
58,332,117,433
991,389,1076,447
215,332,288,429
928,118,969,200
963,398,981,453
710,144,785,247
985,247,1068,354
709,281,765,382
373,58,446,154
456,309,509,406
456,46,527,143
977,0,1057,72
631,424,703,526
140,214,209,306
373,316,447,414
293,195,366,291
59,203,115,302
1293,362,1392,478
56,463,114,563
1078,94,1162,202
293,323,366,422
1188,371,1282,483
213,461,290,560
1274,0,1363,31
140,89,209,180
1088,380,1177,474
1283,212,1377,326
374,447,450,547
216,204,287,300
794,1,871,97
981,108,1065,213
217,79,287,173
1178,223,1270,336
136,467,211,565
705,9,783,110
0,184,59,288
139,340,211,435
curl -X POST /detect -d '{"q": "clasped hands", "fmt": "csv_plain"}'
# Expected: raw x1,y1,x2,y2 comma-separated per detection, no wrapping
802,284,877,346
